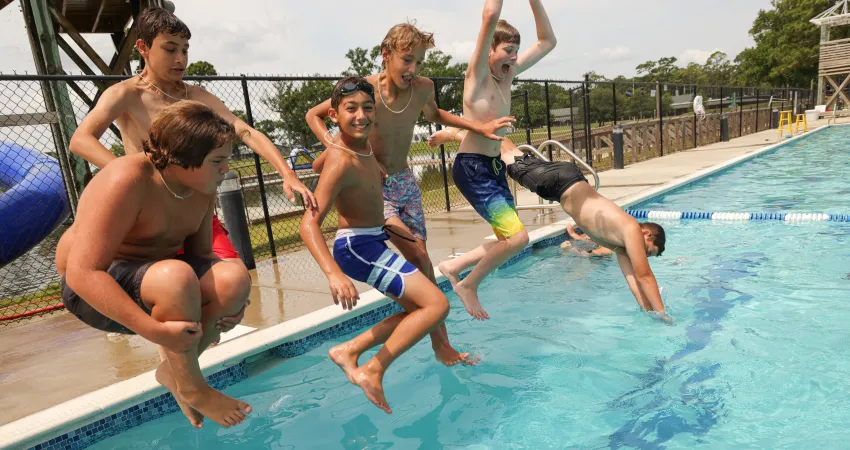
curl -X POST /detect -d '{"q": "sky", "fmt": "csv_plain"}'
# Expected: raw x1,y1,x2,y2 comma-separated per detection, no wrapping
0,0,775,80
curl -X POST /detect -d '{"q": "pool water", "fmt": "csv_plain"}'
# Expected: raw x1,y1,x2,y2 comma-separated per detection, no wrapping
89,126,850,449
637,125,850,213
90,218,850,449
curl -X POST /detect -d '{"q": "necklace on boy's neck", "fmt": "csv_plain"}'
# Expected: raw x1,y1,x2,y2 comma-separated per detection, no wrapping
155,168,193,200
322,130,374,157
137,71,188,103
378,74,413,114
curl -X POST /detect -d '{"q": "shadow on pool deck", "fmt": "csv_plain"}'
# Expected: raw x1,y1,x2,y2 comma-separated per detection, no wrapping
0,120,830,425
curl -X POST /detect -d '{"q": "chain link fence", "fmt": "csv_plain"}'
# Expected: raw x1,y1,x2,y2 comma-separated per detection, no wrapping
0,73,815,325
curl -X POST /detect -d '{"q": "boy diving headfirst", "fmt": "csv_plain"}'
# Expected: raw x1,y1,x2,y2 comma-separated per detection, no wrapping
431,129,672,322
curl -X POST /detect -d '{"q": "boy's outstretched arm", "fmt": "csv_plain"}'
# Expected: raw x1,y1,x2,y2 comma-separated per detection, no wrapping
195,88,317,209
299,152,359,310
421,80,515,140
516,0,557,75
616,228,669,319
468,0,505,82
69,85,130,169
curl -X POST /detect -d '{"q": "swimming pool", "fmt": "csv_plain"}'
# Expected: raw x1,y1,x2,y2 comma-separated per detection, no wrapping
634,125,850,213
81,127,850,449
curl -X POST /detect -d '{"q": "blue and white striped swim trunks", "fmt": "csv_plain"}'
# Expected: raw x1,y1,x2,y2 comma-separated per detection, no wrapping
333,227,419,298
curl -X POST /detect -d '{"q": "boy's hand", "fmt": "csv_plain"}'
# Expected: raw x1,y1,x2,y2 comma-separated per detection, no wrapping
216,300,250,333
478,116,516,141
329,272,359,310
152,321,202,353
283,176,318,210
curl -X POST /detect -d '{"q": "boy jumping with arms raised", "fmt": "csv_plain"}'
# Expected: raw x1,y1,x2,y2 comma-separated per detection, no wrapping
301,77,451,414
307,23,512,365
430,130,672,321
437,0,557,320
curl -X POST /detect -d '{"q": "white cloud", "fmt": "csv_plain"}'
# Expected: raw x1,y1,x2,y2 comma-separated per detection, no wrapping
442,40,476,64
598,46,632,61
680,48,723,65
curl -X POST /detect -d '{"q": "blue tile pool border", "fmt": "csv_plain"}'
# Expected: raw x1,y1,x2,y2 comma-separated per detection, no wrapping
22,126,833,450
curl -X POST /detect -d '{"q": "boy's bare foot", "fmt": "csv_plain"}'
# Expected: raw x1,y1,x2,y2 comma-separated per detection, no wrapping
439,260,490,320
434,344,478,366
328,343,359,384
437,260,460,288
351,366,391,414
427,129,456,148
155,363,204,428
156,363,252,428
454,280,490,320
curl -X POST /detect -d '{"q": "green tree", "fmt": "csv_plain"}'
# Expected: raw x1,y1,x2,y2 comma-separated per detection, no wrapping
264,76,335,147
736,0,850,86
419,50,468,115
185,61,217,87
342,46,380,76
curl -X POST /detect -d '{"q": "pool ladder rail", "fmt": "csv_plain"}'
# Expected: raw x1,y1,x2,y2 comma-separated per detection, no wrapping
510,140,600,212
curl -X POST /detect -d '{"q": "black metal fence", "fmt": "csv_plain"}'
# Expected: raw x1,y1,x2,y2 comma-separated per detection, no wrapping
0,73,814,324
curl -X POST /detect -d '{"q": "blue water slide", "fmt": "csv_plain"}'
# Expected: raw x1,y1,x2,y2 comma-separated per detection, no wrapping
0,142,71,267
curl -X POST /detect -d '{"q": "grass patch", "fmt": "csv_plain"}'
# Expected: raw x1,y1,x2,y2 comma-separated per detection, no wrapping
0,282,61,308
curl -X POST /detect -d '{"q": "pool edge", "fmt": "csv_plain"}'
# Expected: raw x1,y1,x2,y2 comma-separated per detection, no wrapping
1,125,834,450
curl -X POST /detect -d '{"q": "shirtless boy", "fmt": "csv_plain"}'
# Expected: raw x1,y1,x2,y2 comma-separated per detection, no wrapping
307,22,511,364
436,0,556,320
70,7,316,263
56,101,253,428
431,129,671,321
300,77,450,414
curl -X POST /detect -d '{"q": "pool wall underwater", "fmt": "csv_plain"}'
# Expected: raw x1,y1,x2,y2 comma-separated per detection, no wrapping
0,125,834,450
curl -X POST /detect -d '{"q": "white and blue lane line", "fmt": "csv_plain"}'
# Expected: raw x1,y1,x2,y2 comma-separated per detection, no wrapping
626,210,850,222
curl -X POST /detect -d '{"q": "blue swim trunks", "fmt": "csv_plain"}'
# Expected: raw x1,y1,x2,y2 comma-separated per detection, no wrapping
333,227,419,298
452,153,525,239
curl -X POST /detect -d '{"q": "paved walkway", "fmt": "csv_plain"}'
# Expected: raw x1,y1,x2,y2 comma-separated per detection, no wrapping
0,120,829,425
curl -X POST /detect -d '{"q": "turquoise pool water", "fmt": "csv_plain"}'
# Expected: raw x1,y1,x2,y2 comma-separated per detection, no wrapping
637,126,850,213
86,126,850,449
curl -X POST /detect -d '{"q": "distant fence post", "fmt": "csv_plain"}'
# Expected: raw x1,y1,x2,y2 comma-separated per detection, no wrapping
739,87,744,137
583,74,592,166
433,80,451,212
523,90,532,145
755,88,760,132
544,81,553,160
692,85,698,148
612,81,618,126
569,87,577,152
240,75,276,258
656,81,663,157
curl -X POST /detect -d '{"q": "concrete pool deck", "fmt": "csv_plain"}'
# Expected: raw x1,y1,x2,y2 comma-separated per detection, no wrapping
0,119,832,427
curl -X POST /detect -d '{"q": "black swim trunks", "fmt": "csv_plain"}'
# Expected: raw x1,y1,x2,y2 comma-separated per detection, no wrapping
506,153,589,202
61,254,222,334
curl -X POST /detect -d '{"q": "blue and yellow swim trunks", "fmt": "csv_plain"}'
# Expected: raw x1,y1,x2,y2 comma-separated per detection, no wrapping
452,153,525,239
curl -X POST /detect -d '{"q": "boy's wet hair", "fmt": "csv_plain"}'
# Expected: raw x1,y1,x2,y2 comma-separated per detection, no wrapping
640,222,666,256
142,101,239,170
137,7,191,47
492,19,521,49
331,76,375,110
380,21,436,62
